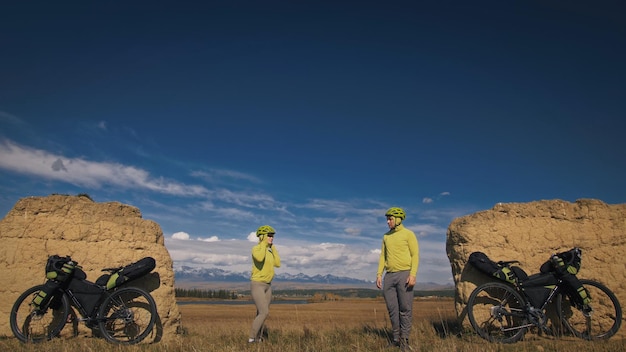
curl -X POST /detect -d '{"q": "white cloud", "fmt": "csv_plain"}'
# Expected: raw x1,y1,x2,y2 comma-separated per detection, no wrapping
409,223,447,238
191,169,262,184
198,201,257,219
247,232,258,242
423,192,450,205
213,188,280,210
0,139,209,197
198,236,219,242
171,231,190,240
344,227,361,236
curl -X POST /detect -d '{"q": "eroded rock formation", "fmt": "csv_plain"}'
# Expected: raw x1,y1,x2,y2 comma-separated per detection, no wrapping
0,194,181,342
446,199,625,335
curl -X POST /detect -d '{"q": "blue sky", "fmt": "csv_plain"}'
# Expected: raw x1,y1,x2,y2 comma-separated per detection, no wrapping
1,1,624,285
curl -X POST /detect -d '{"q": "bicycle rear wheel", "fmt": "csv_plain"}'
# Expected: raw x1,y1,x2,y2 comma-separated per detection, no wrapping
556,279,622,340
10,285,70,343
97,286,157,344
467,281,528,343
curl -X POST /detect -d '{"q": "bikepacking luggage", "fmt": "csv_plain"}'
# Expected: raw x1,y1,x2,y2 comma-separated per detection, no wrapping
540,247,590,307
45,255,76,282
95,257,156,290
31,280,61,310
69,277,105,316
520,273,559,308
468,251,528,285
540,247,582,275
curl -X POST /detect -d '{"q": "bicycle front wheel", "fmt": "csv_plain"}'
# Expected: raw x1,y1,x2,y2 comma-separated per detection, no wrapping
10,285,70,343
467,281,528,343
97,287,157,344
556,279,622,340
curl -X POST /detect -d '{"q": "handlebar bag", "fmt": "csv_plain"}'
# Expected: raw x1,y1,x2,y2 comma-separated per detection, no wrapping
45,255,76,282
540,247,582,275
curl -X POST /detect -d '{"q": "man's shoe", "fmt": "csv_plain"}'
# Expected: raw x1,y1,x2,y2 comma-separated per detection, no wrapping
400,338,414,351
386,339,400,349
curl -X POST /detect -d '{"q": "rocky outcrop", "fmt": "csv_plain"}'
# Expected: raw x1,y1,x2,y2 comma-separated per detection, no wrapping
0,195,181,342
446,199,626,334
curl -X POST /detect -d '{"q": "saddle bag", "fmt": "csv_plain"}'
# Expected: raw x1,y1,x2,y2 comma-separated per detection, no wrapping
96,257,156,290
468,251,527,284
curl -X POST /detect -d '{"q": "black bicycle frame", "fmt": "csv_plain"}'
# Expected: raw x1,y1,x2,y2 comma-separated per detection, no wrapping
61,287,107,325
537,278,563,310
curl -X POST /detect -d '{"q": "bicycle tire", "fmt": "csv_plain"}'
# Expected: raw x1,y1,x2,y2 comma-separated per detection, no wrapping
467,281,528,343
9,285,70,343
97,286,157,344
556,279,622,340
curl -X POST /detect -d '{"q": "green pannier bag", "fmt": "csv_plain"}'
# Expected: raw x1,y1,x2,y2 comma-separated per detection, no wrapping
31,280,61,310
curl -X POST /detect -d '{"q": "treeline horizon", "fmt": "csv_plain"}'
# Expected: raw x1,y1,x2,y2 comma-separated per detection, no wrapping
175,287,454,299
175,287,238,299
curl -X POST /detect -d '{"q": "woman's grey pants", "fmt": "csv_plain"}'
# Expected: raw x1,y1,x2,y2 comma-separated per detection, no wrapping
383,270,414,341
249,281,272,340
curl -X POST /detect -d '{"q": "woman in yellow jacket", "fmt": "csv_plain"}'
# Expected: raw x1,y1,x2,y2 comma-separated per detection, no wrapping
248,225,281,343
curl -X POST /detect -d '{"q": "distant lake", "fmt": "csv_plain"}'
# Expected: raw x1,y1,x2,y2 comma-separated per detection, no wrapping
177,300,309,306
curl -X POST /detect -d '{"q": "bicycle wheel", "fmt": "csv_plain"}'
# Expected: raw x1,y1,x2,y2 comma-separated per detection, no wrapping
97,286,157,344
467,281,528,343
10,285,70,343
556,279,622,340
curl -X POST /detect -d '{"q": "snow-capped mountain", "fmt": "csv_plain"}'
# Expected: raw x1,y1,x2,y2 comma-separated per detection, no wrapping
173,266,454,291
174,266,371,285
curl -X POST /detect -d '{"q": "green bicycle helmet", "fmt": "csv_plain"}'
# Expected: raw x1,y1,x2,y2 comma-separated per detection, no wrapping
385,207,406,220
256,225,276,237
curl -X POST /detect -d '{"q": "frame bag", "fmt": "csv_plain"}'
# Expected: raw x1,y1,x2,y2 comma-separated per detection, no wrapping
68,277,105,316
520,272,559,308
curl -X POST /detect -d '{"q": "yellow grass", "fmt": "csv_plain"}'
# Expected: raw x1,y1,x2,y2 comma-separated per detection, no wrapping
1,297,624,351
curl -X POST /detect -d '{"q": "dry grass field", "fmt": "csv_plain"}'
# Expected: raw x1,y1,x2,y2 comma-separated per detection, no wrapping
1,297,624,351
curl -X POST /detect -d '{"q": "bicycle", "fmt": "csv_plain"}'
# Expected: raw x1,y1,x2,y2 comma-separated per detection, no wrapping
466,247,622,343
9,255,158,345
